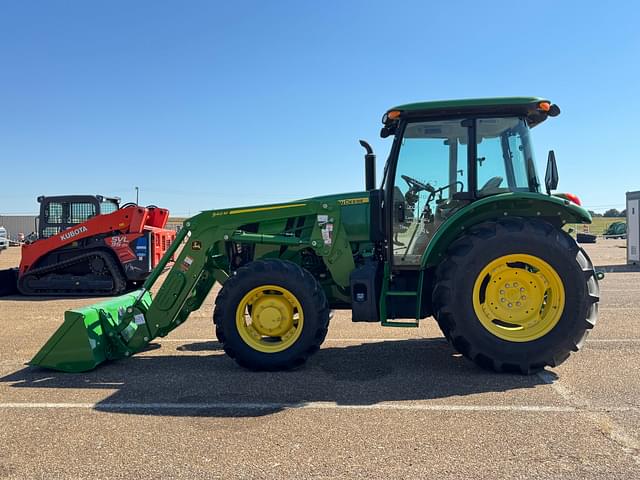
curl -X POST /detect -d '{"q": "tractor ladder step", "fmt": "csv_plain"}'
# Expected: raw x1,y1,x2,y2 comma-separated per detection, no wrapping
382,318,419,327
382,290,419,327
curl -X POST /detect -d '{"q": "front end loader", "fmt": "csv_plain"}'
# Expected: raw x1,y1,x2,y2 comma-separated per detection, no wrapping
32,97,600,374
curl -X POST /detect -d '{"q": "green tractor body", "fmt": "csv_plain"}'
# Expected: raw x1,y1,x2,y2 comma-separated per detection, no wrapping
33,97,600,374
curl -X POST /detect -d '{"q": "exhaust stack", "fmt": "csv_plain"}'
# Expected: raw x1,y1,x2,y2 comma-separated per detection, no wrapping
359,140,376,191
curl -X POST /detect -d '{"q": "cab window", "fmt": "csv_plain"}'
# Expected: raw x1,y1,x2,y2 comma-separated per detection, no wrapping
392,119,470,266
45,202,64,224
70,203,97,223
100,201,119,214
476,117,539,196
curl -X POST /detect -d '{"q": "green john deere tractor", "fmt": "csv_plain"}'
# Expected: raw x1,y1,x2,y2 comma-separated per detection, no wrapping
32,97,600,375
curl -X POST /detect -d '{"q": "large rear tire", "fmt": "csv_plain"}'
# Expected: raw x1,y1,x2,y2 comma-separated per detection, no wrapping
432,218,599,374
214,259,330,371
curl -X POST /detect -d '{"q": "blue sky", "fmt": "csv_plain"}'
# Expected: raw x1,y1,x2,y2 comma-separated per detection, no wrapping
0,1,638,215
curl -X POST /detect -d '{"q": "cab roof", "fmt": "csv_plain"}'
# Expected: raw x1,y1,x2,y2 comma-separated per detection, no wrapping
37,195,121,204
385,96,558,127
390,96,546,113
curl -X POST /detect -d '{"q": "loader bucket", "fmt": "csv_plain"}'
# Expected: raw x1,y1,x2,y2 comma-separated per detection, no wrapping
30,291,152,373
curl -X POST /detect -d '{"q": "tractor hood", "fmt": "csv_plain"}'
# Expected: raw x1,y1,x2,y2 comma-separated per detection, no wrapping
303,191,375,243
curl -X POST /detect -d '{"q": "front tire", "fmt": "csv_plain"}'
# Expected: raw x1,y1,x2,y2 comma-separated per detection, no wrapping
214,259,330,371
432,218,599,374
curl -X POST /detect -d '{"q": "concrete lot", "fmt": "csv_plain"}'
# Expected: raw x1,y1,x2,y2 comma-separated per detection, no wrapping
0,240,638,479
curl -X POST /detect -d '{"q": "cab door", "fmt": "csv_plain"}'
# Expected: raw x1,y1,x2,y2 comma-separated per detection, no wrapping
390,118,470,268
379,117,472,323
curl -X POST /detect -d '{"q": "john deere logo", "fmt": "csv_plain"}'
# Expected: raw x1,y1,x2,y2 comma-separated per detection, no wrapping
60,226,88,241
338,197,369,206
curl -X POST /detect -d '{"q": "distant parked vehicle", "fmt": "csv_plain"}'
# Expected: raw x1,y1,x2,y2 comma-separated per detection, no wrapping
603,221,627,239
0,227,8,250
576,232,597,244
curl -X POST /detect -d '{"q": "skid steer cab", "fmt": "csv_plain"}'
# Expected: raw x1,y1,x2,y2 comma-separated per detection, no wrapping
0,195,176,297
33,97,599,375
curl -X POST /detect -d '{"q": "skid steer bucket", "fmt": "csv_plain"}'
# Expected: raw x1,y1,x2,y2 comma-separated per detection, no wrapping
30,290,153,372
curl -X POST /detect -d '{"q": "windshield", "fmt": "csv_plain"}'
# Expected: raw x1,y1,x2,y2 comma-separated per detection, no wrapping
476,117,539,196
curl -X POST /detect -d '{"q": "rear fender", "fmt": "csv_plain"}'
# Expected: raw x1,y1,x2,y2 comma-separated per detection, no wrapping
420,192,591,269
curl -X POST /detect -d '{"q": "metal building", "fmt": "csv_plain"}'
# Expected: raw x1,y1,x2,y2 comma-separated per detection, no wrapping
628,191,640,265
0,215,37,243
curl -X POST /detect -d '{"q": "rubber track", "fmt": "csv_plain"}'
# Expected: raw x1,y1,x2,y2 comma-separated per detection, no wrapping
18,250,127,296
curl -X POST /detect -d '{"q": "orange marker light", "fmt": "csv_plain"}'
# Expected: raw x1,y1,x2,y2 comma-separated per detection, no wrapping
538,102,551,112
387,110,401,120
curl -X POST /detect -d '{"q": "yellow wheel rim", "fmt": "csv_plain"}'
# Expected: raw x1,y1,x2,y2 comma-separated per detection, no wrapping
235,285,304,353
472,254,565,342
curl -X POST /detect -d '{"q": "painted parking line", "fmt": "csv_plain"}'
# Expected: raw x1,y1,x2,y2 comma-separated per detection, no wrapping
600,305,640,313
156,338,640,344
0,401,637,413
537,370,640,460
586,339,640,343
157,338,447,343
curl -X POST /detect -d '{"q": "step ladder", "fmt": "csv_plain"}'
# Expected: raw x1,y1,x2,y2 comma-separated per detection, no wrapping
379,267,424,327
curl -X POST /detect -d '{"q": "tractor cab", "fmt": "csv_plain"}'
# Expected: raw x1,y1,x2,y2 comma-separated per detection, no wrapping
377,97,560,267
37,195,121,239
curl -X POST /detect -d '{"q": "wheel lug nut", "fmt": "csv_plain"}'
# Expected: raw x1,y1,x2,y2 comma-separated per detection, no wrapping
513,282,518,287
501,298,506,302
520,288,525,292
500,290,505,295
505,283,510,288
516,301,521,306
521,296,526,300
508,303,513,308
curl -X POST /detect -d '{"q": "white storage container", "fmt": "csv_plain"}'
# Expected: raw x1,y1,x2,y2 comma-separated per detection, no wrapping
627,191,640,265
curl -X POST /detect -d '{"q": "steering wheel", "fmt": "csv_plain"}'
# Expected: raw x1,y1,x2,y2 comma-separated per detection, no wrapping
401,174,435,193
479,176,503,194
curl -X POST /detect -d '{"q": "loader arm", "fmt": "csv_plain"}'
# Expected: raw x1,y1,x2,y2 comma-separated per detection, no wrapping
31,200,355,372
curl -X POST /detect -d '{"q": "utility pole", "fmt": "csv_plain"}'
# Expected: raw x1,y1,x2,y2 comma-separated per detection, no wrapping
135,186,139,205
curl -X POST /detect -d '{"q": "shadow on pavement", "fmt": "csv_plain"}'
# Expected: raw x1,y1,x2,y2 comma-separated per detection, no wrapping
1,338,549,418
596,264,640,273
177,341,223,352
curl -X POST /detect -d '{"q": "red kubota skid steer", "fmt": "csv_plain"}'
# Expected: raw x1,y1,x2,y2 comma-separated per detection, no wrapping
0,195,176,296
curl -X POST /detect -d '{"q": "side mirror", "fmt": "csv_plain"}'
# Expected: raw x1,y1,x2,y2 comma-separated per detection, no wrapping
380,124,397,138
545,150,559,194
